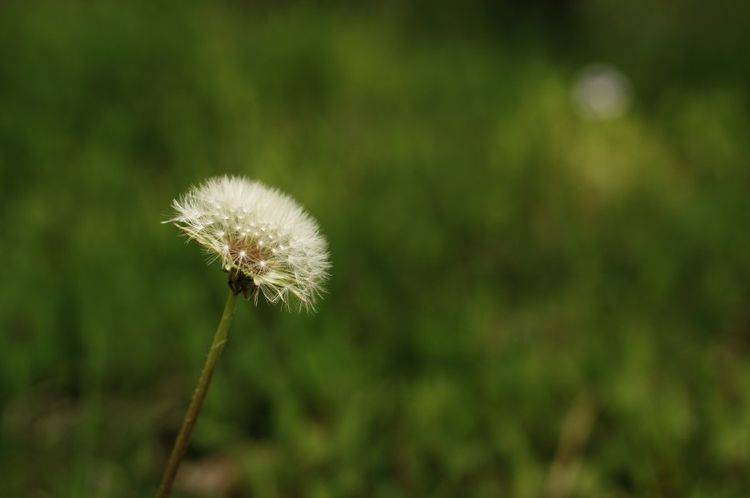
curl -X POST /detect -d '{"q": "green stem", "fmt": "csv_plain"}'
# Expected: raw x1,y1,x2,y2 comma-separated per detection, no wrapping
156,290,238,498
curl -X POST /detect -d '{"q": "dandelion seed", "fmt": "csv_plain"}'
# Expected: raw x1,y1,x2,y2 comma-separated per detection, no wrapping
166,175,330,310
572,64,632,121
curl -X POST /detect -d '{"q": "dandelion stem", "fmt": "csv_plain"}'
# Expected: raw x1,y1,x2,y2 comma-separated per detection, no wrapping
156,289,237,498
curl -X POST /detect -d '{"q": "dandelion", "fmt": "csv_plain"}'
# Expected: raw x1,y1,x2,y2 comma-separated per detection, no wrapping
168,176,330,310
155,176,330,498
571,64,632,121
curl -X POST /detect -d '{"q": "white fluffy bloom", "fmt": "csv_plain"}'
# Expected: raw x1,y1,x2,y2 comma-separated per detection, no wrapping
167,176,330,310
572,64,632,121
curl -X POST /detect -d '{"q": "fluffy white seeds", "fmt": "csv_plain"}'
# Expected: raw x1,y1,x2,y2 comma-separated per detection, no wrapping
167,176,330,310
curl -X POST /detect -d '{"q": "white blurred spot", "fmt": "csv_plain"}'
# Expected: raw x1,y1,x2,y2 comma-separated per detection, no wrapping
572,64,632,121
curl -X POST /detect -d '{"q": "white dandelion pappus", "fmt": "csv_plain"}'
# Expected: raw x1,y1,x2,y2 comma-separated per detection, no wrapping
167,176,330,310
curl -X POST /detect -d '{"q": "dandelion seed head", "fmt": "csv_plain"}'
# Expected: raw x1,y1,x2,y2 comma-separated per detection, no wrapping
167,175,330,310
572,64,632,121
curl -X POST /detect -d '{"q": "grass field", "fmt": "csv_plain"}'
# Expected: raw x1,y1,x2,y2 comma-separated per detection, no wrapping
1,1,749,497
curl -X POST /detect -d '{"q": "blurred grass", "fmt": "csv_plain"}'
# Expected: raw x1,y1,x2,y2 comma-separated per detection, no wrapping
0,1,749,497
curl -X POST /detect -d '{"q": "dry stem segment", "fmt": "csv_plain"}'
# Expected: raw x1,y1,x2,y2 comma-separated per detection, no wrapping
156,290,238,498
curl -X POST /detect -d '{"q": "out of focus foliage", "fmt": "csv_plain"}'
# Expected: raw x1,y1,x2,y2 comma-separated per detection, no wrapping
1,1,749,497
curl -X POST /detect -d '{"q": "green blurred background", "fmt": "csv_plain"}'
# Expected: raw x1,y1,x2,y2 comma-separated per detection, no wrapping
1,1,749,496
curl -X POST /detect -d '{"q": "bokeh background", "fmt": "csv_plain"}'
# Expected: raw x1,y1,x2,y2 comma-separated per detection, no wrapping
1,1,749,497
